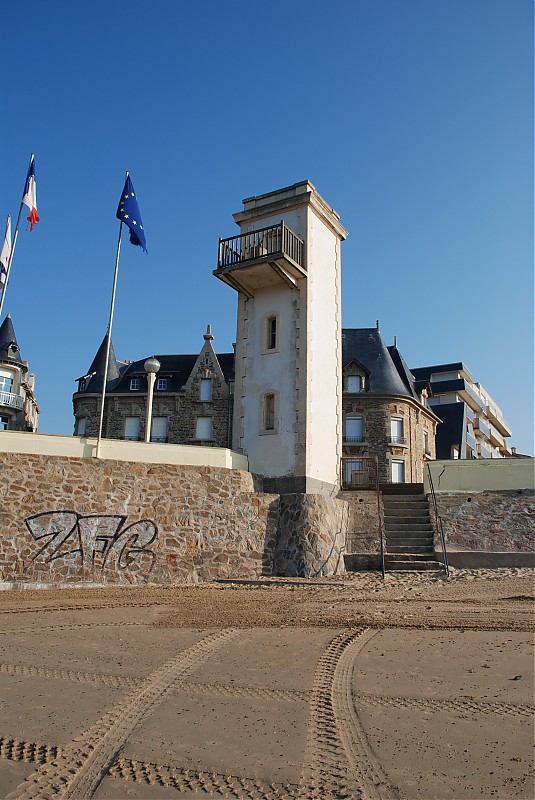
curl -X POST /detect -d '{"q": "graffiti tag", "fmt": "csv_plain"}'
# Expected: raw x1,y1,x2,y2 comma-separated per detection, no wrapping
23,511,158,579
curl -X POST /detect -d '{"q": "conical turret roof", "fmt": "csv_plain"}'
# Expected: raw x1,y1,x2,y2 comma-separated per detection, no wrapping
0,314,24,365
81,333,121,391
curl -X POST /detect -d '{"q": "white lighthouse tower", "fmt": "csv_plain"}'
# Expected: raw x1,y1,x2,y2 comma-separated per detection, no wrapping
214,181,347,494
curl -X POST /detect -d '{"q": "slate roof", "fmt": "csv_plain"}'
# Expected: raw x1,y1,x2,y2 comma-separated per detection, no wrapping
78,338,235,394
341,328,418,399
0,315,24,366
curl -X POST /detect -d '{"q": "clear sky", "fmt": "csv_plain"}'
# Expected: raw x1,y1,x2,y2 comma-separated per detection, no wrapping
1,0,533,454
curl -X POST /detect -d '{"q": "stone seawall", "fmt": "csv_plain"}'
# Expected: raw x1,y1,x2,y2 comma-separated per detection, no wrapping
435,489,535,552
0,453,349,585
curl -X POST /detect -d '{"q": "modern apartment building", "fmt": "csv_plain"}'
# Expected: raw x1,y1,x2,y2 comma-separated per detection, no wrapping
410,362,512,459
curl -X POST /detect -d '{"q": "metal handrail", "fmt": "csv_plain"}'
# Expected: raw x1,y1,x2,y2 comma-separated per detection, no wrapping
375,457,385,578
218,221,304,270
0,390,24,410
426,462,449,576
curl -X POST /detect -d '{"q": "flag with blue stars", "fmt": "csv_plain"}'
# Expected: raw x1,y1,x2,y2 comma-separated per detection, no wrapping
116,175,147,252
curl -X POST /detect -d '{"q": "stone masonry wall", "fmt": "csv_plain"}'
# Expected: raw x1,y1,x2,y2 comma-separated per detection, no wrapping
340,491,380,553
435,490,535,552
0,453,348,585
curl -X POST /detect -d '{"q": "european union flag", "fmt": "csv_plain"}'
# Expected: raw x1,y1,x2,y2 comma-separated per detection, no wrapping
116,175,147,252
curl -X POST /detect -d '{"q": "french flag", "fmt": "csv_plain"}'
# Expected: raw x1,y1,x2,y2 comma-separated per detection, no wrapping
22,155,39,231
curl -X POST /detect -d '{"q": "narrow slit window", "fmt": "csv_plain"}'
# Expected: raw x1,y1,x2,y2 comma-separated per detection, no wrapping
266,316,277,350
263,393,276,431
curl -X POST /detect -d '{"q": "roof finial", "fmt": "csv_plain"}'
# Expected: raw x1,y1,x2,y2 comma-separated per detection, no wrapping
204,324,214,342
376,319,379,330
394,335,397,347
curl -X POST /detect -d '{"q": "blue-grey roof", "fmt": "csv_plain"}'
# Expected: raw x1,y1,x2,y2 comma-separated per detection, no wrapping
0,315,24,366
77,337,234,394
341,328,418,400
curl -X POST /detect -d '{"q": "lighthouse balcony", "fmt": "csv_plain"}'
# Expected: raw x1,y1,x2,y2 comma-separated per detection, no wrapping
214,222,306,296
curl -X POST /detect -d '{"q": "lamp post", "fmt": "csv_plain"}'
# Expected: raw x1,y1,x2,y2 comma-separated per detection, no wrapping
144,357,160,443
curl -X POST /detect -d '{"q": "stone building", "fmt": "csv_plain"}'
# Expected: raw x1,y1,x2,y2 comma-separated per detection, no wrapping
0,314,39,432
341,326,440,486
73,326,234,446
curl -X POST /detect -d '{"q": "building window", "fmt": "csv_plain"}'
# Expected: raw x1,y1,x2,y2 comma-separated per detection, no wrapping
151,416,168,443
345,415,363,443
424,431,430,456
124,416,140,441
265,315,278,351
200,378,212,401
195,416,213,440
262,392,276,432
156,378,167,391
77,417,87,436
0,415,8,431
391,460,405,483
0,374,14,394
130,378,140,391
347,375,362,393
390,416,405,444
78,379,86,392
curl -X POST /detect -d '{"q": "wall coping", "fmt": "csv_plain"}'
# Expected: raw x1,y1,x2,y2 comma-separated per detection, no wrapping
425,458,535,493
0,430,249,471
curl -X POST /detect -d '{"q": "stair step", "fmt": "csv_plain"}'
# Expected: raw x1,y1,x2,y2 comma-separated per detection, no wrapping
383,509,430,518
384,514,431,527
384,559,444,571
380,483,424,495
386,536,435,553
384,524,433,533
387,546,435,554
382,496,427,504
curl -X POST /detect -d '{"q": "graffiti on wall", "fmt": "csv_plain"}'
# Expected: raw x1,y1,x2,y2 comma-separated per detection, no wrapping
23,511,158,581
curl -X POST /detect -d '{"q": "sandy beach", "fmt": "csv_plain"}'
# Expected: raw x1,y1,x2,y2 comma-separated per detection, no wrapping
0,568,533,799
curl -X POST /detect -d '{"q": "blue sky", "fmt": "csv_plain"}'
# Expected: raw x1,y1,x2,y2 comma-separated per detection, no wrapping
1,0,533,453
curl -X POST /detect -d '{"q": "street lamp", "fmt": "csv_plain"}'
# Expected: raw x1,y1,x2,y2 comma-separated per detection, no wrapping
144,357,160,443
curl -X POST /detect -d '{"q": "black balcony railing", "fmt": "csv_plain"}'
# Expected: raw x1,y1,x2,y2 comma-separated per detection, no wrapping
389,436,407,445
218,222,304,271
151,436,168,443
343,435,365,443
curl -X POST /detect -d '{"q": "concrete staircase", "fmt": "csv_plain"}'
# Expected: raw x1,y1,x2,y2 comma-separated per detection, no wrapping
381,484,443,571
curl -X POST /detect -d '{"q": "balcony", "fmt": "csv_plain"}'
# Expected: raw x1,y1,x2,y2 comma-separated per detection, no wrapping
473,417,491,438
214,222,306,297
488,423,505,448
389,436,407,446
431,379,485,412
0,391,24,411
343,435,365,444
486,403,512,437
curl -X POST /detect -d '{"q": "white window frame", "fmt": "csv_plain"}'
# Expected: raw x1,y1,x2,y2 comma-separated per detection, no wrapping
347,375,362,393
391,459,405,483
200,378,212,402
390,416,404,444
130,378,140,391
195,416,213,440
156,378,168,391
124,416,140,441
151,416,168,443
345,414,364,442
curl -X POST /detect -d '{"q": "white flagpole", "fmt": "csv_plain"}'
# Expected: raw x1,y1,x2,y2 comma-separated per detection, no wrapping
0,153,34,320
95,212,124,458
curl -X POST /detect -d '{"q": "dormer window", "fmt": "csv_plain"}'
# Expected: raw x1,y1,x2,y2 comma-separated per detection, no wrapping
79,379,86,392
347,375,362,393
130,378,140,391
156,378,168,391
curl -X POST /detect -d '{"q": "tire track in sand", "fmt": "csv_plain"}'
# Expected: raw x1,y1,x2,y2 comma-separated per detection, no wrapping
6,629,239,800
